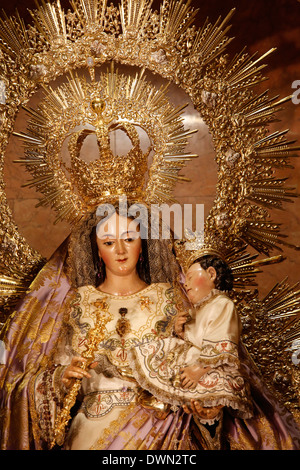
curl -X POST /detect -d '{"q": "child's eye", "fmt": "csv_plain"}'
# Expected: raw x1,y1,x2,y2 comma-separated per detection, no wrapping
103,240,114,246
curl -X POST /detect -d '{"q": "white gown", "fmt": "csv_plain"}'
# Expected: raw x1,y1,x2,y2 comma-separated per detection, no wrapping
129,290,253,422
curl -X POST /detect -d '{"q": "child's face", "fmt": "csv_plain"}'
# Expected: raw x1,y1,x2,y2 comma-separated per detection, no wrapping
184,263,216,304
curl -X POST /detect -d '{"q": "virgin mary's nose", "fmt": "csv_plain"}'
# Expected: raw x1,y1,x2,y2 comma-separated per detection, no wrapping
115,239,126,254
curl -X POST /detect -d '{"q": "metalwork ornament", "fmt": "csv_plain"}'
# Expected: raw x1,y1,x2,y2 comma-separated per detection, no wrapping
0,0,299,421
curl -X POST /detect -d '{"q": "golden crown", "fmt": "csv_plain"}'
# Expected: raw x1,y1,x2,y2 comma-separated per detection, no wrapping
14,66,197,223
174,229,226,274
67,99,150,205
174,229,286,292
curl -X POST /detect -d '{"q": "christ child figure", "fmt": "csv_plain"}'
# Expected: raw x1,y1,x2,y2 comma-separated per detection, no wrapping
129,254,253,425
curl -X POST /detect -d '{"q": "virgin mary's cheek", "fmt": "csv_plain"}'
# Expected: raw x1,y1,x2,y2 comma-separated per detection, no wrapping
130,240,142,258
99,249,113,266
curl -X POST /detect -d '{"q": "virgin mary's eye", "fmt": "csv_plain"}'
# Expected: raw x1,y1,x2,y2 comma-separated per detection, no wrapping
103,240,114,246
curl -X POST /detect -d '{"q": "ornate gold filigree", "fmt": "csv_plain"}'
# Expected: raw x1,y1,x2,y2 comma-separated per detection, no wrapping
13,65,196,224
235,280,300,414
0,0,299,417
51,300,112,448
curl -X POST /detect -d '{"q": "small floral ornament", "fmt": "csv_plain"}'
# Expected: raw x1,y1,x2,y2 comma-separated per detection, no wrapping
139,296,154,311
225,148,240,168
150,48,168,65
184,228,205,251
201,89,217,108
215,212,231,229
0,80,6,105
90,39,109,58
29,63,48,81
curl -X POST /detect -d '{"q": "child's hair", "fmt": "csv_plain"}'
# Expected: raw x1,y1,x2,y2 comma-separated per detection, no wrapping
193,255,233,292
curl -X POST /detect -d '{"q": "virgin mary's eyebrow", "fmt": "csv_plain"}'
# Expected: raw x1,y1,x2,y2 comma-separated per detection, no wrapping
120,230,139,237
98,230,139,239
99,233,116,239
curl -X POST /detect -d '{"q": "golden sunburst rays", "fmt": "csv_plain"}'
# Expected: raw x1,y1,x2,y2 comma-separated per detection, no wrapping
0,257,45,322
0,0,68,62
0,274,30,322
239,129,300,254
220,50,297,130
119,0,154,37
206,47,299,256
262,277,300,320
13,66,197,224
29,0,68,43
157,0,198,43
0,9,31,62
221,48,276,91
246,178,297,210
225,245,286,289
241,221,298,255
70,0,107,28
0,9,28,50
0,0,235,72
260,278,300,362
253,129,300,167
188,8,235,68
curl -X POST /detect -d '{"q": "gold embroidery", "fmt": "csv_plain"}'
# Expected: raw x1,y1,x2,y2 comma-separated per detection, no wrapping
226,414,295,450
93,298,108,311
90,403,137,450
139,296,154,311
116,308,131,337
70,283,176,369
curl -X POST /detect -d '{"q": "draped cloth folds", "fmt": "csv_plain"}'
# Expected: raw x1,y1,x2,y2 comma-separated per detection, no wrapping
90,405,207,450
0,239,300,450
0,239,73,450
222,343,300,450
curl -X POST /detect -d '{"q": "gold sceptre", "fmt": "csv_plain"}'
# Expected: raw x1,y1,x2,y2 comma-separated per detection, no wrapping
50,306,112,448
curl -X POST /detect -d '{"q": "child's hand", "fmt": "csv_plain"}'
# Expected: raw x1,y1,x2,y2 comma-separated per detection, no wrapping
180,364,211,389
174,311,190,338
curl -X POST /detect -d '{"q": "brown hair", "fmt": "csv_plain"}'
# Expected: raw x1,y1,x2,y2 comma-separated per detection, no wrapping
193,255,233,292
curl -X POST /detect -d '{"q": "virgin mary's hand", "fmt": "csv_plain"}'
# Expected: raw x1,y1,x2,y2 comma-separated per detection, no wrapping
183,400,223,420
62,356,94,389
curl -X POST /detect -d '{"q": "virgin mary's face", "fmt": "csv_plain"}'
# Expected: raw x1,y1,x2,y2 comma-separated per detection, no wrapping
96,213,142,277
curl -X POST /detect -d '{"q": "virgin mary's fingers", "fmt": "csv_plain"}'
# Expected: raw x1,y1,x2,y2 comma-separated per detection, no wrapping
65,366,91,379
71,356,87,366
